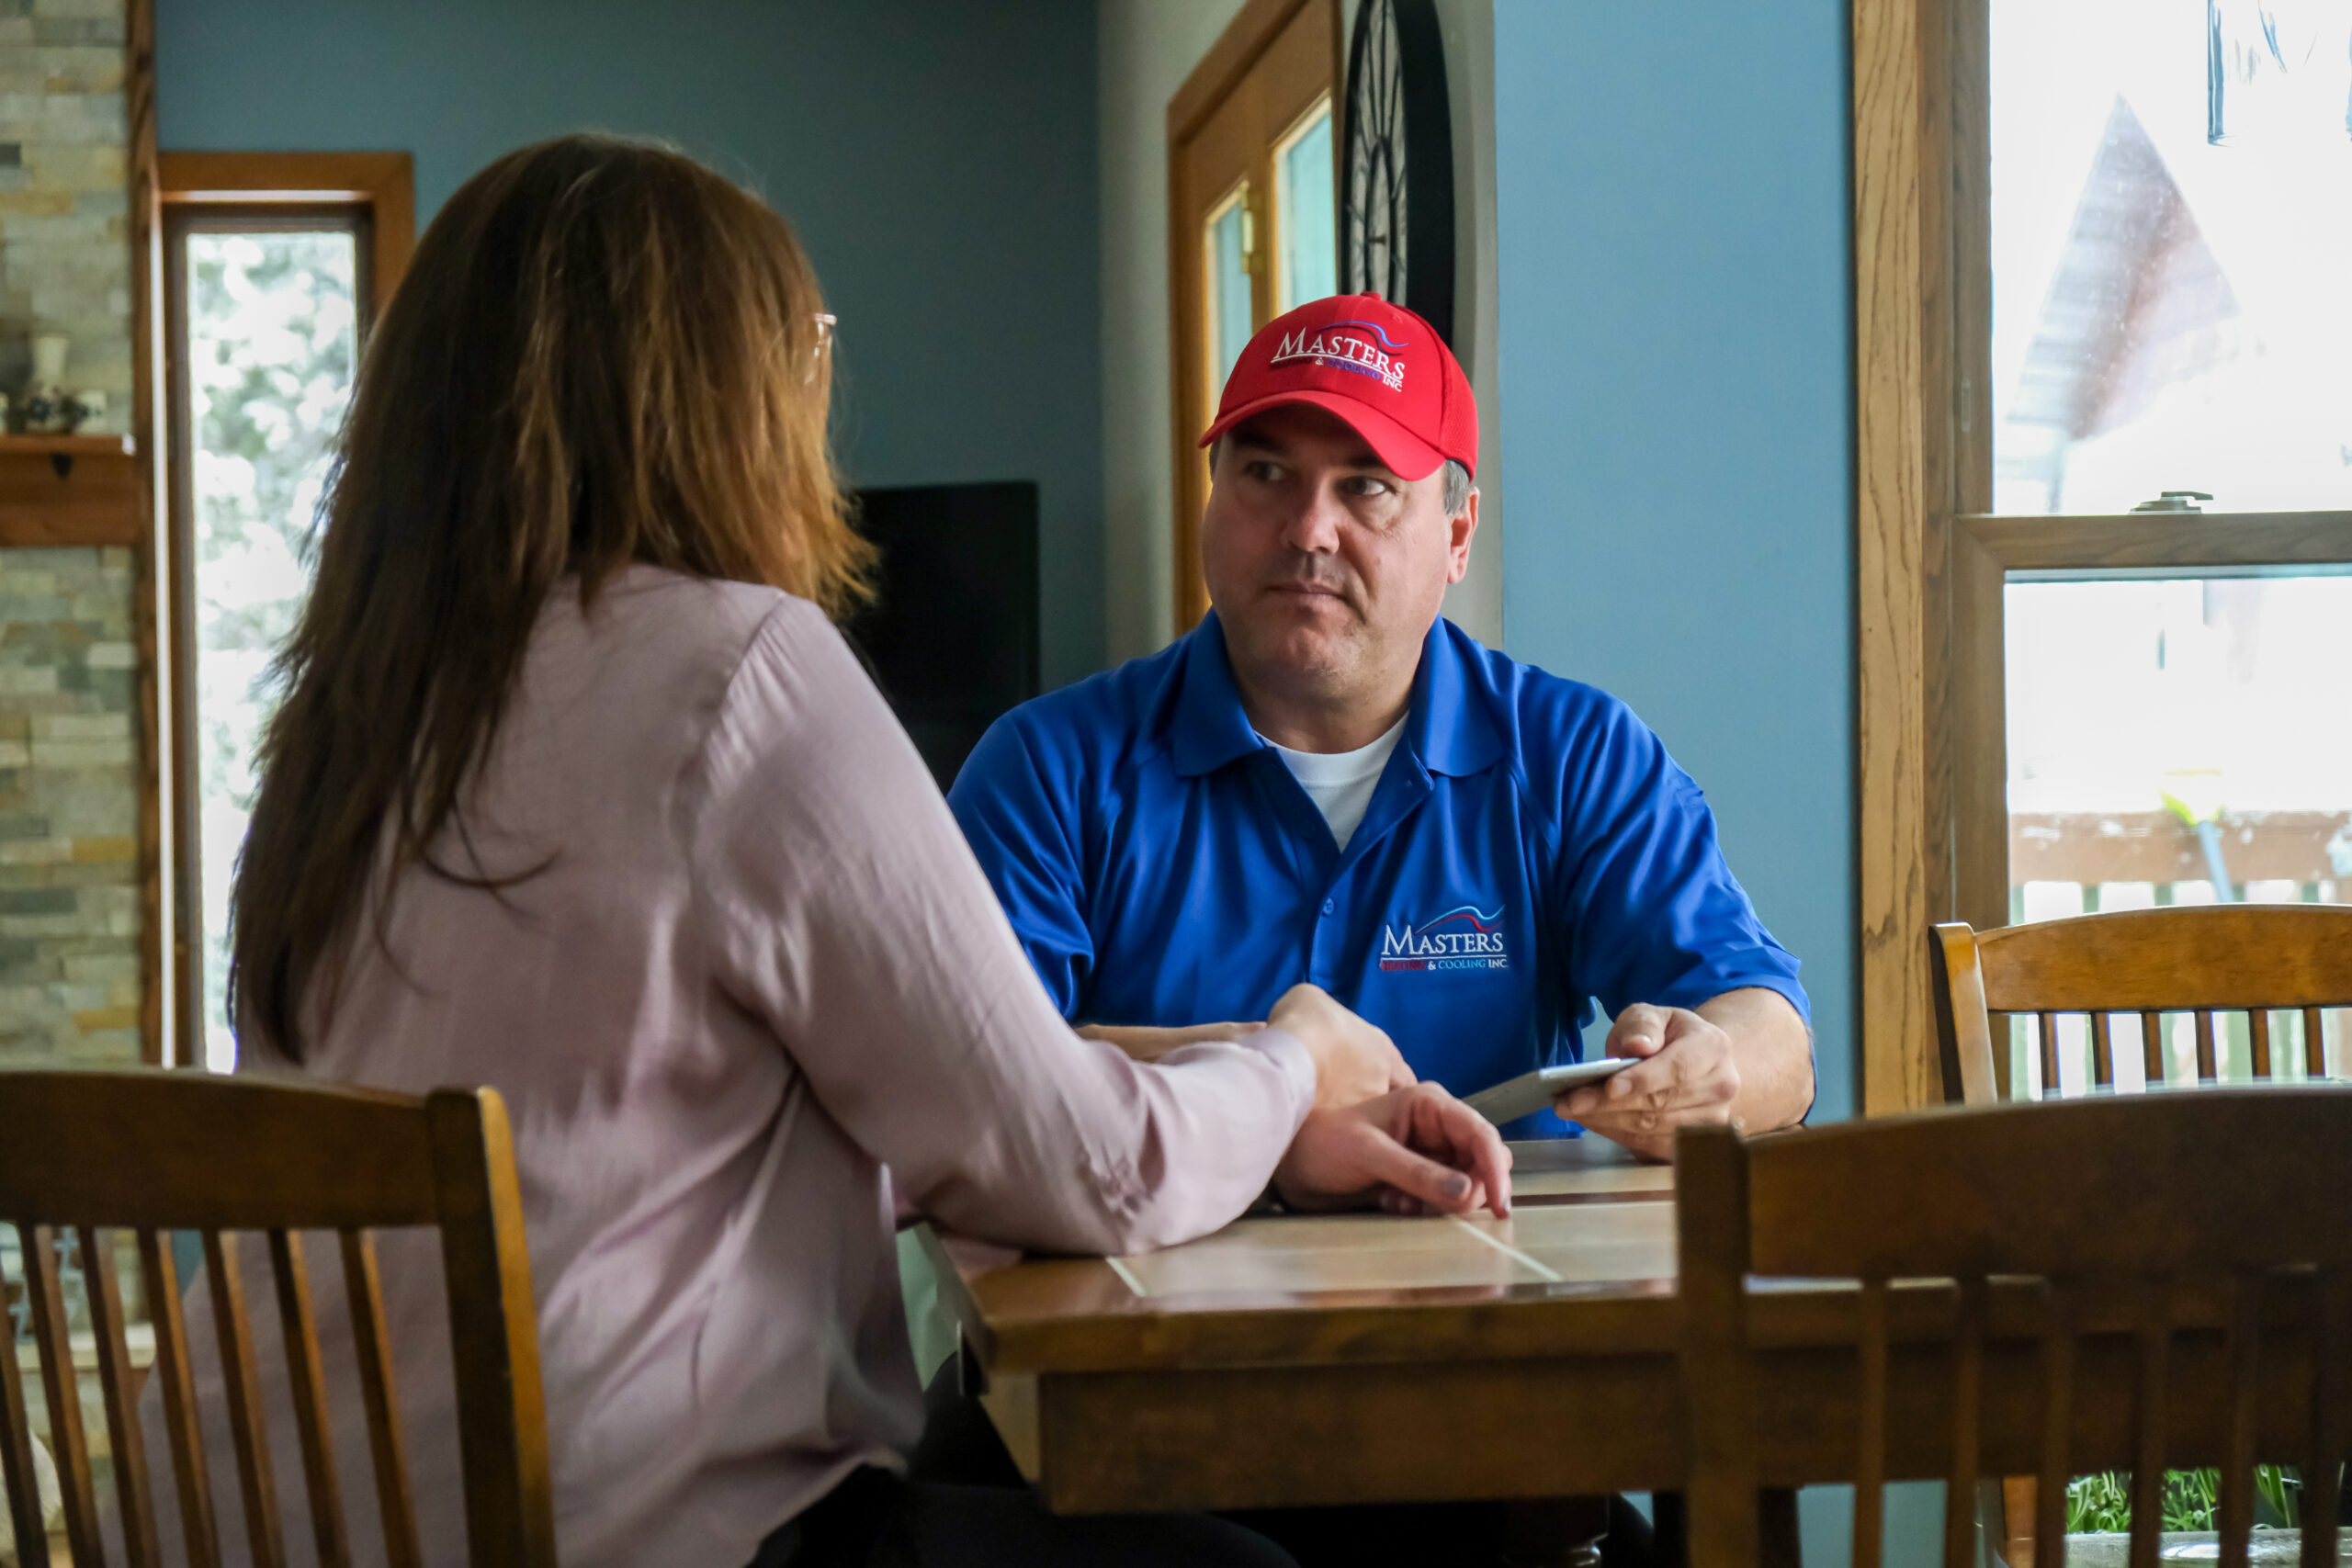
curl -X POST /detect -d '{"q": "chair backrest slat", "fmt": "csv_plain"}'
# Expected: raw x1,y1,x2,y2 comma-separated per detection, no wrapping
340,1229,423,1568
268,1229,352,1568
2032,1280,2075,1558
25,1224,103,1566
2195,1010,2220,1080
424,1092,558,1568
2127,1278,2169,1568
2248,1010,2273,1077
206,1229,290,1568
0,1258,46,1567
1944,1277,1985,1568
1675,1127,1758,1568
1852,1277,1887,1568
81,1225,162,1568
2304,1269,2348,1568
2306,1006,2328,1077
2219,1272,2261,1568
1928,926,2002,1105
136,1227,222,1568
2037,1011,2060,1096
2088,1011,2114,1088
2142,1010,2165,1081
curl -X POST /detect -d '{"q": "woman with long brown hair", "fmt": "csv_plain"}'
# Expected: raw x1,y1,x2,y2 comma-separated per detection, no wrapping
216,134,1508,1567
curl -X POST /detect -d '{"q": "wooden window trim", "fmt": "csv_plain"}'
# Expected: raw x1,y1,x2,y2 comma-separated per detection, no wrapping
1167,0,1341,634
148,151,413,1067
1854,0,1990,1112
1854,0,2352,1111
158,152,413,315
1950,510,2352,941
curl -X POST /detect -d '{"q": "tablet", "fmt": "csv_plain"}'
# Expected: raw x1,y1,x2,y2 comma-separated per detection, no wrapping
1461,1058,1635,1126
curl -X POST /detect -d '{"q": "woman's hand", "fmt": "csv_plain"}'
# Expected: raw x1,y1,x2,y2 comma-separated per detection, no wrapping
1273,1081,1512,1218
1266,983,1416,1111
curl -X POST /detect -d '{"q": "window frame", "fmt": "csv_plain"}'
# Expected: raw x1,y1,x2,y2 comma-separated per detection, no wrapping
152,152,413,1067
1853,0,2352,1111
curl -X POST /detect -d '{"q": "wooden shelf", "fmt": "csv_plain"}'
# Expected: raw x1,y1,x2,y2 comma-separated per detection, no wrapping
0,433,142,547
0,433,133,457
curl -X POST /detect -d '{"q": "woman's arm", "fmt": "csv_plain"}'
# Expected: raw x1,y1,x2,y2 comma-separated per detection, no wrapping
692,602,1498,1253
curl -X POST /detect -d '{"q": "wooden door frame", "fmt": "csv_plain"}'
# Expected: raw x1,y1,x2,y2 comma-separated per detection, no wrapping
1852,0,1991,1113
1167,0,1341,634
147,150,413,1066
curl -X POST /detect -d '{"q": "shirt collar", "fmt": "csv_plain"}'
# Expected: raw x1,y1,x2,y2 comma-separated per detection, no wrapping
1170,611,1266,777
1405,616,1507,778
1169,612,1505,780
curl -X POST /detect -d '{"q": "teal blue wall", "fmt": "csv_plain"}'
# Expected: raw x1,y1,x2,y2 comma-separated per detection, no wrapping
1494,0,1859,1126
157,0,1107,688
1494,6,1925,1559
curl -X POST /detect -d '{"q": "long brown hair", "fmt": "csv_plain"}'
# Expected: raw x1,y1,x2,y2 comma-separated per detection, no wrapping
230,133,873,1060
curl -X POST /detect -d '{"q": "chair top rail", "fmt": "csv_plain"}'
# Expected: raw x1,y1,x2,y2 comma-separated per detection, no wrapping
1971,906,2352,1013
1730,1088,2352,1280
0,1069,449,1230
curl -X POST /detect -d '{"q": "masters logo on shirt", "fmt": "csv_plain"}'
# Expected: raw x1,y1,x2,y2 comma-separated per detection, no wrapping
1378,904,1509,973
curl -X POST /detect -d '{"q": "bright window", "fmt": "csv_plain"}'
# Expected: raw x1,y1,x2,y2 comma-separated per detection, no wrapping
1993,0,2352,514
168,219,364,1070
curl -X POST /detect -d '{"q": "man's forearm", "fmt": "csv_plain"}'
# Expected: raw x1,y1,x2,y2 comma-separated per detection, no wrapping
1695,987,1815,1132
1076,1021,1264,1063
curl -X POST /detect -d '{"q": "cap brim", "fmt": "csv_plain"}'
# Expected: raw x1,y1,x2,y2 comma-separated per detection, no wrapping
1198,389,1449,482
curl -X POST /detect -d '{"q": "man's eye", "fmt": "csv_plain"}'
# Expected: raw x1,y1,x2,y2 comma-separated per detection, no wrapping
1247,461,1284,483
1342,476,1393,499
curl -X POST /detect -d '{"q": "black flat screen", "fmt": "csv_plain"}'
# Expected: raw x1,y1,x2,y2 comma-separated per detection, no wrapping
844,481,1041,789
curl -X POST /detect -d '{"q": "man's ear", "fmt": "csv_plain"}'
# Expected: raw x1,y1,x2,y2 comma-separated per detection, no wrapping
1445,489,1480,585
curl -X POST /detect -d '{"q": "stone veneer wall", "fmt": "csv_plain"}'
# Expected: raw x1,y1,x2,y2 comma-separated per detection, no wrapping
0,545,138,1060
0,0,130,417
0,0,135,1064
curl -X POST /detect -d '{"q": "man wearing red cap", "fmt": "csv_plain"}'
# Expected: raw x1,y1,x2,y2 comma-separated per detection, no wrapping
950,294,1813,1160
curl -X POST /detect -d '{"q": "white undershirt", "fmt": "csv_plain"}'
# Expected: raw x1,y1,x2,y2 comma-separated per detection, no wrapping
1264,716,1407,852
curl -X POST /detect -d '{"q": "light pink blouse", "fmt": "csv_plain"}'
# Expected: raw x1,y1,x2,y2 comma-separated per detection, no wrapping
147,568,1313,1568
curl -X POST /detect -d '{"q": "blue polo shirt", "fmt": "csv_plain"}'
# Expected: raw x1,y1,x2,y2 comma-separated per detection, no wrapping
947,613,1808,1137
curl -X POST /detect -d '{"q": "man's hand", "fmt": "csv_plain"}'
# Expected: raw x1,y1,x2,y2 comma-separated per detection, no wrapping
1552,988,1812,1162
1266,983,1416,1110
1273,1081,1512,1217
1078,1021,1264,1063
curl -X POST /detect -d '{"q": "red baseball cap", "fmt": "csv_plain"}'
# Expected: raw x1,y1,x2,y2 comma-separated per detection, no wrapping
1199,292,1477,481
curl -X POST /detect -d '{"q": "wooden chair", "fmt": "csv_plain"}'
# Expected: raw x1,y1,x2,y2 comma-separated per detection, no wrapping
0,1068,556,1568
1677,1089,2352,1568
1930,906,2352,1107
1933,907,2352,1562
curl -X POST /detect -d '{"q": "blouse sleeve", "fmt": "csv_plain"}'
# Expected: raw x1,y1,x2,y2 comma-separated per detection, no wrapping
689,597,1315,1256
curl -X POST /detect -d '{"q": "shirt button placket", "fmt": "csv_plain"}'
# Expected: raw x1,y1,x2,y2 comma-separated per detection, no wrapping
1308,890,1340,988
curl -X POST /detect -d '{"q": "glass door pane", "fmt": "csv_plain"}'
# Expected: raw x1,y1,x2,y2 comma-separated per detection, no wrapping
2005,572,2352,1089
1206,184,1255,415
1276,99,1336,311
1992,0,2352,513
183,228,360,1069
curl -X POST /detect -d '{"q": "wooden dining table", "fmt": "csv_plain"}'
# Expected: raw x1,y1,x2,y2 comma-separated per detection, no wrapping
925,1134,2324,1527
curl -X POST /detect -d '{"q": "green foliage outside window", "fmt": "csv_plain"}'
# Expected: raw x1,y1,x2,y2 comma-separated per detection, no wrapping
2065,1466,2307,1533
186,230,358,1066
